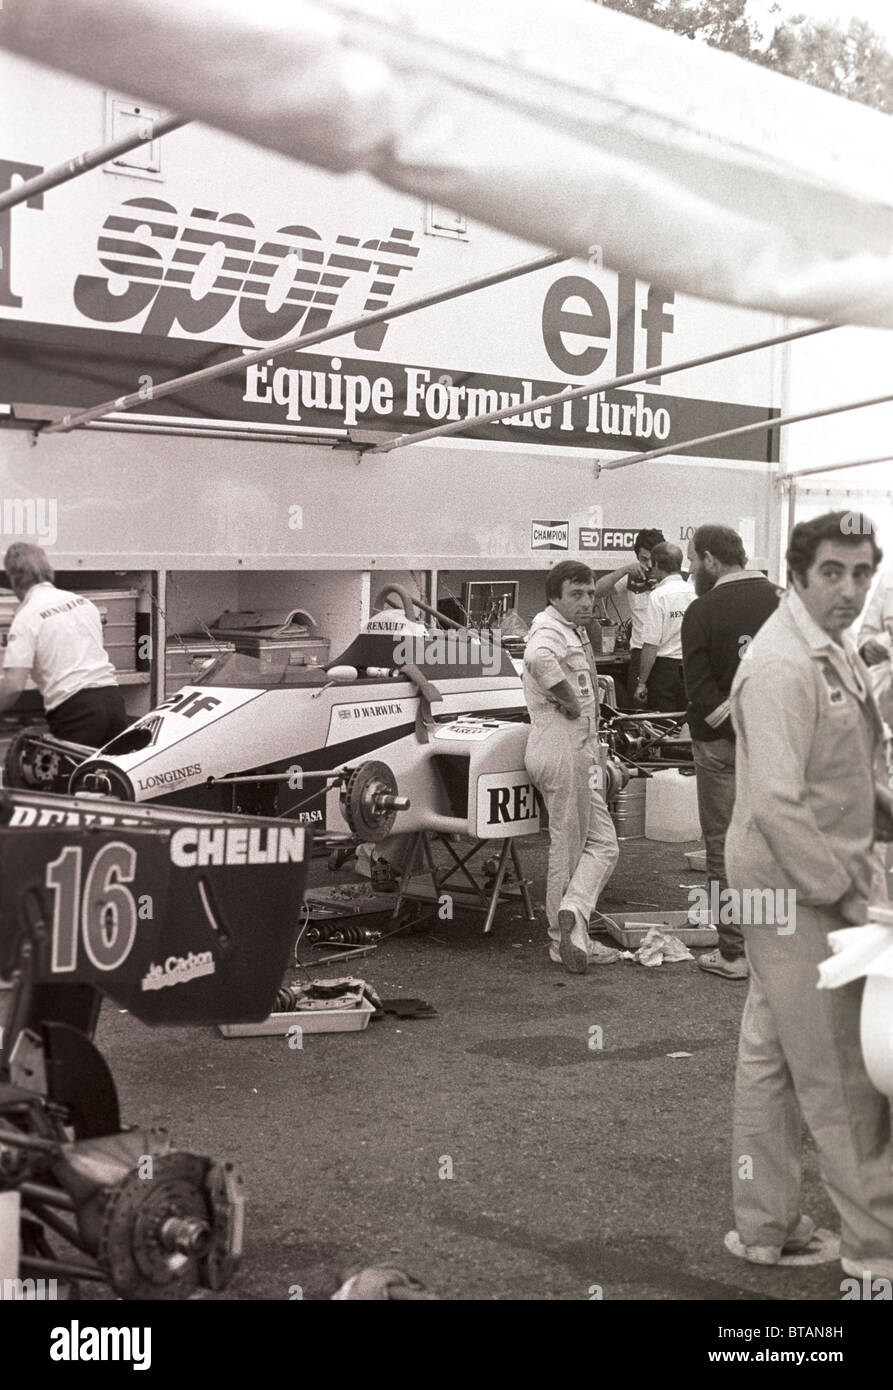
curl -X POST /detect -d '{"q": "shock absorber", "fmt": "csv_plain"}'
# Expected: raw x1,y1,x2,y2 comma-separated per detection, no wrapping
304,923,382,946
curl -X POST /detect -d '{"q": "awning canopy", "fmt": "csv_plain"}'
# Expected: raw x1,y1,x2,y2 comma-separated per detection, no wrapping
3,0,893,328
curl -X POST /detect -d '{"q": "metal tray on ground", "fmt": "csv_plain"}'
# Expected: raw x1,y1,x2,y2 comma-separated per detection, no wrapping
218,1000,375,1037
304,884,397,918
604,909,718,949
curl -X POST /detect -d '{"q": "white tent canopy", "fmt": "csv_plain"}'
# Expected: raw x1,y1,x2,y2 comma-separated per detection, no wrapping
3,0,893,328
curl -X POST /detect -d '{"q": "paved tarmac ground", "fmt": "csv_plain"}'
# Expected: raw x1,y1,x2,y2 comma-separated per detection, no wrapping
85,829,886,1303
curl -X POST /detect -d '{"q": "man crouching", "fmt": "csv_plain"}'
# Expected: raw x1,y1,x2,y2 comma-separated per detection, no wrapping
523,562,620,973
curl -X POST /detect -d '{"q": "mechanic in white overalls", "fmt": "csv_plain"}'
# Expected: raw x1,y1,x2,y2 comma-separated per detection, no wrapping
523,562,620,974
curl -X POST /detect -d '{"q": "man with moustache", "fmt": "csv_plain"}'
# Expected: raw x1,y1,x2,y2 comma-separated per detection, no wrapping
724,511,893,1280
681,525,781,981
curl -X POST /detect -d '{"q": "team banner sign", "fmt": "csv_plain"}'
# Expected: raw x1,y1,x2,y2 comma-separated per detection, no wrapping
0,143,777,455
0,320,778,458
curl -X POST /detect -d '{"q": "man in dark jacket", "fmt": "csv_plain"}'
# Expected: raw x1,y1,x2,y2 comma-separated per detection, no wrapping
681,525,781,980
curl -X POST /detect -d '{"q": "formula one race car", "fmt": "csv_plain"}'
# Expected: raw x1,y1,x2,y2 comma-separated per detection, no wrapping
6,586,525,829
0,787,310,1300
4,586,690,831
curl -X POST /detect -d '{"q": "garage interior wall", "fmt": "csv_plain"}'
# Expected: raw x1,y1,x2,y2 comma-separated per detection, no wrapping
0,427,776,570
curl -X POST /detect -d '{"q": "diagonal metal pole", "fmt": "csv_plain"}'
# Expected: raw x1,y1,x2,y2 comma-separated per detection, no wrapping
41,251,568,435
780,453,893,479
366,322,836,453
0,114,189,212
599,391,893,471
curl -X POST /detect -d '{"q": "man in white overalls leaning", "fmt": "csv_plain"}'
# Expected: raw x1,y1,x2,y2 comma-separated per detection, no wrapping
522,561,620,974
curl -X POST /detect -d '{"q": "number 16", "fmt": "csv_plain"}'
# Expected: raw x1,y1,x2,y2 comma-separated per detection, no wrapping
46,842,138,973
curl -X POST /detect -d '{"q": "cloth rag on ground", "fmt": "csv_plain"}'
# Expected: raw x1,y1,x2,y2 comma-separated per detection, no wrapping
631,926,695,967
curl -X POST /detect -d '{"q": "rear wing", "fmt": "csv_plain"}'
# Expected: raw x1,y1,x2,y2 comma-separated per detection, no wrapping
0,790,310,1026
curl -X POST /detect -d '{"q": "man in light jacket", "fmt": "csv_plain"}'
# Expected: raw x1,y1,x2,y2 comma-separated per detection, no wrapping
725,510,893,1282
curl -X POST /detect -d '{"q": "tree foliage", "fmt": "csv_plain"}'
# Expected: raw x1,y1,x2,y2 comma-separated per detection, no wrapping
596,0,893,113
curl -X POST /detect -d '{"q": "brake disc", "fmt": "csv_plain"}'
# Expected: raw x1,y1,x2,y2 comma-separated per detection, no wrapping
5,733,60,788
201,1161,244,1291
31,748,62,785
341,760,403,841
98,1152,213,1300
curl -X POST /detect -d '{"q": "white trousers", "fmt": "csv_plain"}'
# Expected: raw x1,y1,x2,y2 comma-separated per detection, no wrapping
525,717,619,944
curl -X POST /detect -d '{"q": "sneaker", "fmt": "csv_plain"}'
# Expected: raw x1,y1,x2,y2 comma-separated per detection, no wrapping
696,947,748,981
556,909,588,975
549,936,622,967
586,938,622,965
727,1215,817,1265
841,1255,893,1281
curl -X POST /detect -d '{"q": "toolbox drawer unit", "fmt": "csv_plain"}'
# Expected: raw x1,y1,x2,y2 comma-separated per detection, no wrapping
165,639,235,697
0,588,139,672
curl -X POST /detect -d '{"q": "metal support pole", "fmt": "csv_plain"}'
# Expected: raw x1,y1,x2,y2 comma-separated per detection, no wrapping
775,477,792,587
780,453,893,480
19,1253,106,1282
82,421,348,445
18,1183,75,1211
482,838,512,936
22,1200,86,1253
0,1128,61,1156
41,252,568,435
206,770,342,786
510,840,538,923
153,569,167,710
0,114,189,213
599,391,893,472
367,322,836,453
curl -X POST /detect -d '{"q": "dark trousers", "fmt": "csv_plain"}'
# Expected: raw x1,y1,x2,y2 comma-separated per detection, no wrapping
47,686,130,748
692,736,744,960
625,647,642,704
646,656,686,712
